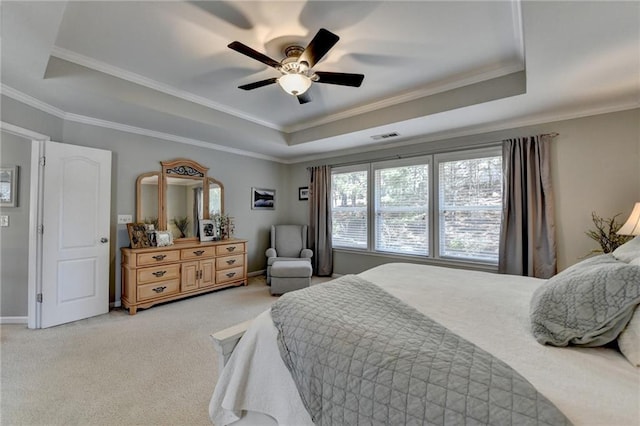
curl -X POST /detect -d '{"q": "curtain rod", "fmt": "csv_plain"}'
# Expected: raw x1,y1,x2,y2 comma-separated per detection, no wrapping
324,132,559,168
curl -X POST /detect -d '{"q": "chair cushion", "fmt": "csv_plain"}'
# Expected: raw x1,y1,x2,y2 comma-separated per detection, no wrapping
268,257,311,266
275,225,304,258
271,261,313,278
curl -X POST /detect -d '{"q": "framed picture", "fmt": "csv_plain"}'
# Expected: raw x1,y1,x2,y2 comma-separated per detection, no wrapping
298,186,309,201
127,223,151,248
0,166,19,207
156,231,173,247
199,219,216,242
251,187,275,210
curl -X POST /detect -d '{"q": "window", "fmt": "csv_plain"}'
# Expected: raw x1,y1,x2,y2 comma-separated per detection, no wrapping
374,160,429,256
331,166,368,249
436,150,502,262
330,147,503,264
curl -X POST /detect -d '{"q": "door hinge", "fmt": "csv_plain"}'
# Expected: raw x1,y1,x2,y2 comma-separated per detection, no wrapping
37,293,43,303
39,156,46,166
38,225,44,234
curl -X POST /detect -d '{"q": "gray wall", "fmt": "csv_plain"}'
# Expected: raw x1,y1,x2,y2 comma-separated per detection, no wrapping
1,95,289,316
0,132,32,317
287,108,640,275
2,91,638,318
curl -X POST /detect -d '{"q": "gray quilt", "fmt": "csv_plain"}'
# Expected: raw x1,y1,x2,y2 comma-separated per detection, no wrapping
271,275,570,426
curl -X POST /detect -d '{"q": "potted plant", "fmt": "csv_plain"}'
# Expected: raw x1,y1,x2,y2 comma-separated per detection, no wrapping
172,216,190,238
585,212,632,254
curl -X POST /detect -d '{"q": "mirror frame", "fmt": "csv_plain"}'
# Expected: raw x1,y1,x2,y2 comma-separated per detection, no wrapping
135,159,224,243
135,172,161,228
161,159,208,243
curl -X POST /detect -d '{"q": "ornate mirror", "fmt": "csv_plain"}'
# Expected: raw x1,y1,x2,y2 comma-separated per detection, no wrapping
135,159,225,243
136,172,160,229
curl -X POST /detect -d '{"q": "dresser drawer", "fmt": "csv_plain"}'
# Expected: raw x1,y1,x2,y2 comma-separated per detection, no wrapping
216,266,244,284
181,246,215,260
216,254,244,270
216,242,245,256
137,250,180,266
137,264,181,285
138,279,180,301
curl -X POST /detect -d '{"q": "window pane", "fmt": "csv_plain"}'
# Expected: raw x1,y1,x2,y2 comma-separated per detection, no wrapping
331,170,368,249
439,155,502,262
375,164,429,255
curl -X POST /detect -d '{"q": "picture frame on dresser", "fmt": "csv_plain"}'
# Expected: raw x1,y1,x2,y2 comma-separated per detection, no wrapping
127,223,151,248
200,219,216,242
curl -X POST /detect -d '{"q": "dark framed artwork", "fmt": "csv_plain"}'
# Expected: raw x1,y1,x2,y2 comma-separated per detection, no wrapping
127,223,151,248
298,186,309,200
251,187,275,210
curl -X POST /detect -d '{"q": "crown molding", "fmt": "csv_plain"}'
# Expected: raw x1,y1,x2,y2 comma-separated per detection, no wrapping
282,62,525,134
285,101,640,164
50,46,284,132
2,84,285,163
1,84,66,119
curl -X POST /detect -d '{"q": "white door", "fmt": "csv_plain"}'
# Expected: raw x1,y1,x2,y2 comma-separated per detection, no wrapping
40,141,111,328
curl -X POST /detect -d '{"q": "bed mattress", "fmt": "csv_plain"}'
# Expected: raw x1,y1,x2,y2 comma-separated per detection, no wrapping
210,263,640,425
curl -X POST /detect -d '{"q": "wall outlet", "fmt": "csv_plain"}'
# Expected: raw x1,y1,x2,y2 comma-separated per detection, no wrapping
0,215,8,227
117,214,133,224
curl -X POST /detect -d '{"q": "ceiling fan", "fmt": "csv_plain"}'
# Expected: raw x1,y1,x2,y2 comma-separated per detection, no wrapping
228,28,364,104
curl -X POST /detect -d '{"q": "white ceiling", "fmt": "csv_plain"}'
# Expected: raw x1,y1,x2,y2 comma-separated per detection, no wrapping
1,1,639,162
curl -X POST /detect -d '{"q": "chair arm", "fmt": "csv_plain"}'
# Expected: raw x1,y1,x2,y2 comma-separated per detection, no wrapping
265,248,277,258
300,249,313,259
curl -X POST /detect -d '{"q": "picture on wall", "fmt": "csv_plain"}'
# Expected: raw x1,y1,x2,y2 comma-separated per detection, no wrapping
298,186,309,200
0,166,18,207
251,187,275,210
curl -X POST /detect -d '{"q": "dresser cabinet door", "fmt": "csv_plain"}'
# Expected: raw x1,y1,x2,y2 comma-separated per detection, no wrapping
181,261,199,291
199,259,216,288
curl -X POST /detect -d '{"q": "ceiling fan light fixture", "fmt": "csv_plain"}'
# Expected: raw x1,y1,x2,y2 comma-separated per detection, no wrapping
278,73,312,96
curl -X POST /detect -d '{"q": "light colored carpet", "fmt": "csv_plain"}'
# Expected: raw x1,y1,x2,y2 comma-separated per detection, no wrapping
0,275,331,425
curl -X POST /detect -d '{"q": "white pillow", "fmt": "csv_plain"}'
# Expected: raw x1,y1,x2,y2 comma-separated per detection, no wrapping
631,257,640,267
612,236,640,263
618,305,640,367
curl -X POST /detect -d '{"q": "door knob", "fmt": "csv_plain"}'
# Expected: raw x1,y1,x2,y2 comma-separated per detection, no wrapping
100,237,109,243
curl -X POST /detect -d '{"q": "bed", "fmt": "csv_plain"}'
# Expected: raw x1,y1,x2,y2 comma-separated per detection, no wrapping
209,262,640,425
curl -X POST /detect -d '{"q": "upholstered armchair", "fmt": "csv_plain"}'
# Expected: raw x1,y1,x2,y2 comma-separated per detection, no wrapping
265,225,313,284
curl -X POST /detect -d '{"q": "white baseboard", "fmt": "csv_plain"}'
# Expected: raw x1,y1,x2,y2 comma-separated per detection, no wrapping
1,316,28,324
248,269,266,277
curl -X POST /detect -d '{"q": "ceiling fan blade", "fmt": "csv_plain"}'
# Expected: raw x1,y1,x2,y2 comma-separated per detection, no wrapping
228,41,281,69
297,92,312,104
314,71,364,87
299,28,340,68
238,78,278,90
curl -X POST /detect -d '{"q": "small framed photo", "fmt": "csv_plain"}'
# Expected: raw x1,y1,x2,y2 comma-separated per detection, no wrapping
251,187,275,210
199,219,216,242
0,166,19,207
156,231,173,247
127,223,151,248
298,186,309,201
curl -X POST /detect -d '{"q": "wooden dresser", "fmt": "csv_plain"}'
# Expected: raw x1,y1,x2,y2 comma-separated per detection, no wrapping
121,239,247,315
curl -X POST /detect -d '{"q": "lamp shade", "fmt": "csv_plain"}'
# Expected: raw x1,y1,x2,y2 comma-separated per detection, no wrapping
618,202,640,235
278,74,312,96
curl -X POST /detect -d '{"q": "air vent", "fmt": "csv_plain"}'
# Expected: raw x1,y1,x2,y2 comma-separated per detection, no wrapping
371,132,400,141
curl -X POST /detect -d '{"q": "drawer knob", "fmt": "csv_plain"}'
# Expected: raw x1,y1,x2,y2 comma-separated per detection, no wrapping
226,259,236,265
226,272,236,278
152,254,167,261
226,246,236,252
152,286,167,293
152,270,166,277
194,250,205,256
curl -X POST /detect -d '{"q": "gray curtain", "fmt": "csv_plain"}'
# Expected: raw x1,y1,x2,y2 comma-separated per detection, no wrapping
308,165,333,276
193,187,202,237
499,135,556,278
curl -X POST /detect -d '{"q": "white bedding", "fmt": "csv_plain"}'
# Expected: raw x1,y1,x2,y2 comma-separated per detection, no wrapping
210,263,640,425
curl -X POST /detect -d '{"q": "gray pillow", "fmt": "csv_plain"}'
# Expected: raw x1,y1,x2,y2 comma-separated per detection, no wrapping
530,254,640,347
